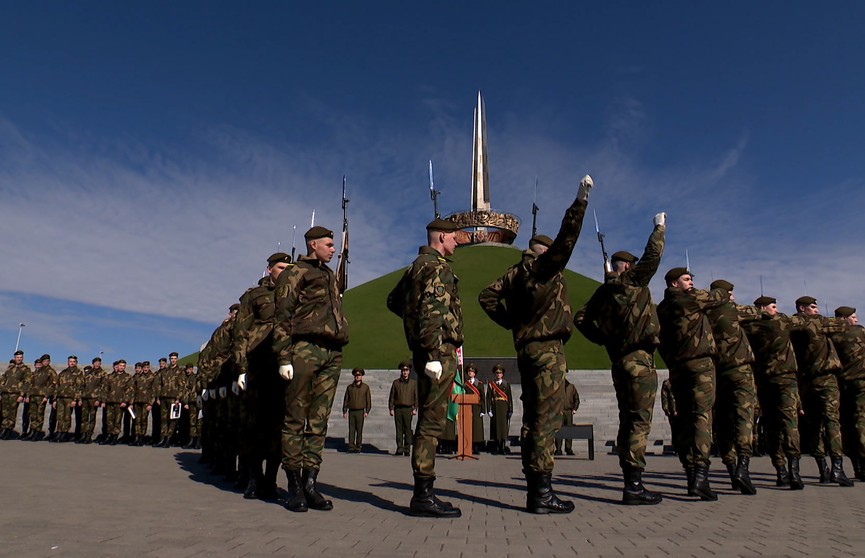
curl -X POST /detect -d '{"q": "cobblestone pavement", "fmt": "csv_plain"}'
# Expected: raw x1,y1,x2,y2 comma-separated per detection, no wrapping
2,439,864,557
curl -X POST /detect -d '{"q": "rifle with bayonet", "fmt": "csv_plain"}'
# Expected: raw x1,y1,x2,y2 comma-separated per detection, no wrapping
429,160,441,219
336,176,350,295
593,210,612,273
531,177,539,239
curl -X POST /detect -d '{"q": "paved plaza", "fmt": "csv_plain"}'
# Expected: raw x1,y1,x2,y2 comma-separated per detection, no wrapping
2,439,865,557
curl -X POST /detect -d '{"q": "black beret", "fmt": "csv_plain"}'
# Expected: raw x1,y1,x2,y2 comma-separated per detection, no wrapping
754,296,776,307
835,306,856,318
68,355,78,360
796,296,817,308
398,361,412,370
169,352,179,358
710,279,734,291
112,360,120,366
352,367,365,376
134,362,142,367
117,359,126,364
185,363,194,369
530,235,554,248
40,354,51,361
305,226,334,241
664,267,690,282
142,360,150,366
34,358,40,363
13,350,23,356
611,251,638,264
229,303,240,312
159,357,167,363
426,218,461,233
267,252,291,266
92,357,102,363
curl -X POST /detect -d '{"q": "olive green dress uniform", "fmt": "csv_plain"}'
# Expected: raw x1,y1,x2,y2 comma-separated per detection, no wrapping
80,367,107,441
555,380,581,454
342,380,371,452
576,223,664,473
389,374,418,455
828,311,865,477
274,255,349,474
1,361,30,433
54,365,84,436
103,371,134,438
25,364,56,437
486,378,513,451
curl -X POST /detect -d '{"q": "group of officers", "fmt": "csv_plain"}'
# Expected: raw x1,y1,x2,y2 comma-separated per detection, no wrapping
5,173,864,518
0,352,203,447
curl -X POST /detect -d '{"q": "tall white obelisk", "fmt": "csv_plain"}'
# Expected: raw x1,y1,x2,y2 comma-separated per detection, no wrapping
471,91,490,212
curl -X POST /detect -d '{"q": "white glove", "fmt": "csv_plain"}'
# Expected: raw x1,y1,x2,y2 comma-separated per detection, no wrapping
231,381,240,396
208,389,217,400
219,387,227,399
488,412,493,417
578,174,594,202
201,389,209,402
279,364,294,381
654,212,666,227
424,361,443,381
237,373,247,391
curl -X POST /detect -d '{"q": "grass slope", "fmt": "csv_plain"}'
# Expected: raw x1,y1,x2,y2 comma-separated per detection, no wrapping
342,244,611,369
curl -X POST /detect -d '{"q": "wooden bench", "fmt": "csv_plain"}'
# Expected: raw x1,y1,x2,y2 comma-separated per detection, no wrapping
554,423,595,460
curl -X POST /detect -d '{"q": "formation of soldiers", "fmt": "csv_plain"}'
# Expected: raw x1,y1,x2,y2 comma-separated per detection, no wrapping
0,352,203,447
5,173,864,518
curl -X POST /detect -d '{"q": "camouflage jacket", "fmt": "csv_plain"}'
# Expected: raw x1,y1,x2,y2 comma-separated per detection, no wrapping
198,315,236,385
27,366,56,398
81,368,107,400
742,314,801,376
342,382,372,413
478,198,587,349
789,313,846,377
388,378,418,409
387,246,463,360
563,380,580,412
55,366,84,399
576,225,664,359
132,371,157,403
232,277,277,376
829,325,865,381
155,364,185,399
657,287,729,365
103,372,133,404
1,363,30,395
660,378,676,416
273,256,349,365
706,302,761,370
182,372,203,403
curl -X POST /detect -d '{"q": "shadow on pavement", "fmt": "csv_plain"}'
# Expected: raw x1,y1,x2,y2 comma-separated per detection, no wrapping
373,479,526,513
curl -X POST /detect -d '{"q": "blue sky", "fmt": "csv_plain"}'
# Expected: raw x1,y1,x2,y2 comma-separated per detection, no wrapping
2,2,864,363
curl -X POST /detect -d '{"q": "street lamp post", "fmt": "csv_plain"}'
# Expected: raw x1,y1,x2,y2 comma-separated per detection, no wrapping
14,323,25,352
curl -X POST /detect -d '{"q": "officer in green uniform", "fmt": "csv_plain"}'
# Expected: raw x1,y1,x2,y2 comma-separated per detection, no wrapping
479,175,593,514
275,227,348,513
486,365,513,454
464,364,486,454
387,217,463,518
342,368,371,453
555,378,581,456
388,362,418,456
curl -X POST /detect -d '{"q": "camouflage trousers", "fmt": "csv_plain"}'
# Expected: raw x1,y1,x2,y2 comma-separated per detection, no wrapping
55,397,78,434
347,410,365,451
610,349,658,471
188,402,201,438
159,399,181,439
80,398,101,436
0,393,21,430
393,407,413,453
840,377,865,460
133,403,150,437
411,343,457,479
669,357,716,468
801,372,843,458
756,372,801,467
105,404,129,436
281,340,342,472
26,397,50,433
517,339,567,475
715,364,756,464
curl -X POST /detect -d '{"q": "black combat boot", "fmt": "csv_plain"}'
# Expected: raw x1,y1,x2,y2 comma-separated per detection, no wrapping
193,436,202,450
183,437,196,450
526,472,575,514
284,469,308,513
622,468,662,505
775,463,790,486
788,457,804,490
691,464,718,501
409,476,461,518
725,461,737,489
109,434,119,445
32,431,45,442
830,457,854,487
19,430,34,442
302,468,334,511
733,455,757,495
258,459,280,501
243,465,260,500
852,456,865,481
816,456,830,483
685,466,696,496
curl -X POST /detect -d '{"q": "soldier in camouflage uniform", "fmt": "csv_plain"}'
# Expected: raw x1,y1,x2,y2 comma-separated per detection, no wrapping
77,358,106,444
154,352,185,447
1,350,31,439
232,253,290,499
705,279,761,495
830,307,865,481
197,305,239,465
51,356,84,442
479,175,593,514
387,217,464,518
555,378,581,456
275,229,348,513
181,364,202,449
101,360,133,445
576,212,665,505
342,368,372,453
790,296,853,486
657,267,729,501
21,355,55,441
131,361,156,445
